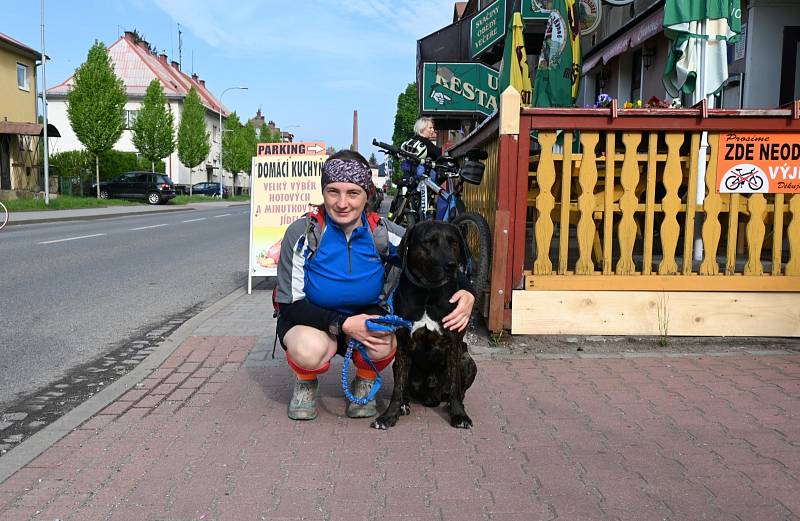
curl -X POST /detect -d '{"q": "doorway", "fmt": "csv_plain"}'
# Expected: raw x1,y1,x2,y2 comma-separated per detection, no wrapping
0,136,10,190
779,27,800,106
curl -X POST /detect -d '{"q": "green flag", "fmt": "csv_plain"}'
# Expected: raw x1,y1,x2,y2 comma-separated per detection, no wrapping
499,11,533,106
532,0,582,108
662,0,742,99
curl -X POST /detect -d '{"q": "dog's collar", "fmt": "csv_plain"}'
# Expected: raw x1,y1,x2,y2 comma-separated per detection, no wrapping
402,267,450,290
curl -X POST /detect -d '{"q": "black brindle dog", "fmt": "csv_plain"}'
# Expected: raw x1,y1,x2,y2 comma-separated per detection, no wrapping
372,221,477,429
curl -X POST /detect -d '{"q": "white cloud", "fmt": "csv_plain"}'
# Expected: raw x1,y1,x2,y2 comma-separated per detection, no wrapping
151,0,453,59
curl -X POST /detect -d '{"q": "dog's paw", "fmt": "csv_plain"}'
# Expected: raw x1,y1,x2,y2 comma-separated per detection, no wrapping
371,415,398,430
450,413,473,429
400,404,411,416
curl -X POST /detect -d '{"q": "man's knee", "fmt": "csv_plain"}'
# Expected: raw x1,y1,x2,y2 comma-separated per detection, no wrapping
284,326,336,369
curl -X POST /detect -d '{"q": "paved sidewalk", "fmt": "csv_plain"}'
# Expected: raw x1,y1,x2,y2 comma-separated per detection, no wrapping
0,289,798,520
6,201,247,226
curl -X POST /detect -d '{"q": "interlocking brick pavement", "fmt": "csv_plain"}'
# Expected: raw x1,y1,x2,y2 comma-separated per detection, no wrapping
0,331,797,520
0,287,798,520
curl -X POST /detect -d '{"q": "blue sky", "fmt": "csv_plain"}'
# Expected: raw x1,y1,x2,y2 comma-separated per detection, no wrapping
5,0,454,156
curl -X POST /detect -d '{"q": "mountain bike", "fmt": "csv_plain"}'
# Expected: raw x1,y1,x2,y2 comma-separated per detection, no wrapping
0,201,7,231
724,167,764,191
373,139,492,315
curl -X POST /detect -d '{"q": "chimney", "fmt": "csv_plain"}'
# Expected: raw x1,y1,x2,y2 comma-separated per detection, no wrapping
123,31,136,40
158,53,168,64
170,60,180,70
137,40,149,52
192,73,199,81
199,79,205,87
351,110,358,152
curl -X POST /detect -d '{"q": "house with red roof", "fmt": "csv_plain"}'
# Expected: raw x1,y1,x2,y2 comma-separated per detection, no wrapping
47,31,244,193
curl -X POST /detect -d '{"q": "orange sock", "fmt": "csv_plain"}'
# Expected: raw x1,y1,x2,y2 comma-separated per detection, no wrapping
352,349,395,380
286,353,330,381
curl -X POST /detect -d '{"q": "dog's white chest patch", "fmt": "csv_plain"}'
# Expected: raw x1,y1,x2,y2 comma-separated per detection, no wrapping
411,311,443,334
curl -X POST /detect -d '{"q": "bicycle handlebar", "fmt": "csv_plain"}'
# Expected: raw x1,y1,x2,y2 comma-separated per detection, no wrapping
372,138,427,162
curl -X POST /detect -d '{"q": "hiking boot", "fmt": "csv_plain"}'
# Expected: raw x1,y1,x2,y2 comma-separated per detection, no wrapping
345,376,378,418
288,379,319,420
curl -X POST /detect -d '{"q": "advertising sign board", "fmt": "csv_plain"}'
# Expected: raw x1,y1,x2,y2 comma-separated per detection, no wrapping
717,132,800,194
421,62,499,117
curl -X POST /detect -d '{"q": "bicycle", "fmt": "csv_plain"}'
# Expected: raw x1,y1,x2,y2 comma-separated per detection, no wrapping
0,201,7,231
373,139,492,315
724,167,764,191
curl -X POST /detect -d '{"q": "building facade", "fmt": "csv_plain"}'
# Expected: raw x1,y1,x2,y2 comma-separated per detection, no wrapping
47,32,246,193
0,32,56,196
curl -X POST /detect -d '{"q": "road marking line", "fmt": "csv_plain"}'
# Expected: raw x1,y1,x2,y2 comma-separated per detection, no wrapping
182,218,206,223
129,224,169,231
39,233,106,245
214,213,232,218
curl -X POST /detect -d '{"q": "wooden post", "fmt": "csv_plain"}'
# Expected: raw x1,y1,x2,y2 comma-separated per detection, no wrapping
489,87,521,332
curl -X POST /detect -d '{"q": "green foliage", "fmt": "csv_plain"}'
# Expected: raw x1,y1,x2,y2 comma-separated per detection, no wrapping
259,126,280,143
50,150,164,180
368,152,378,166
67,41,127,196
100,150,165,179
49,150,93,178
132,79,176,170
392,82,418,149
222,112,257,174
326,145,336,156
67,42,126,157
177,87,210,171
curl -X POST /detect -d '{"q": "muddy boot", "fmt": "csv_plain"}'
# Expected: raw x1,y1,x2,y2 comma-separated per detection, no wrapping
288,379,319,420
345,376,378,418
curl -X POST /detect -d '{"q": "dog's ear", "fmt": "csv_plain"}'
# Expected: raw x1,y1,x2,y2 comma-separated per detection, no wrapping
398,222,416,264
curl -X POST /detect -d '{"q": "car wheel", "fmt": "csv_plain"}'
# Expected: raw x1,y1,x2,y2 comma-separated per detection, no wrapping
147,192,162,205
99,189,110,200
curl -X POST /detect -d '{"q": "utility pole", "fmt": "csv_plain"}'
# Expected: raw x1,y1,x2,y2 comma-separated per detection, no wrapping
41,0,50,205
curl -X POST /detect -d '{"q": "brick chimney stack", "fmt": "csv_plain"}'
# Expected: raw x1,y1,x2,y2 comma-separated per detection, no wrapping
170,60,180,70
158,53,168,64
352,110,358,152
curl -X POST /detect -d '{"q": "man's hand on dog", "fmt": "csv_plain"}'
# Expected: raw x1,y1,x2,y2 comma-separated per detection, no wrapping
442,290,475,332
343,314,393,352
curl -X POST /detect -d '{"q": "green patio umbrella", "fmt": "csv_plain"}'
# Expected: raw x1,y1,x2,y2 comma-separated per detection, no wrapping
662,0,742,101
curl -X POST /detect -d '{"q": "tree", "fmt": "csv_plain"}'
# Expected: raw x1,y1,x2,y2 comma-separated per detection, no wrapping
368,152,378,166
222,113,257,194
177,87,210,196
326,146,336,156
132,79,175,172
392,82,418,149
67,41,127,198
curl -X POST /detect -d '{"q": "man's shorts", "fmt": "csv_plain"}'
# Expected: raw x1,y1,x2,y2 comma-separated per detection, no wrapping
276,304,388,357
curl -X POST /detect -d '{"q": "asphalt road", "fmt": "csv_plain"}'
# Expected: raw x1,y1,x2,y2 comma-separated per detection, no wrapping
0,205,251,406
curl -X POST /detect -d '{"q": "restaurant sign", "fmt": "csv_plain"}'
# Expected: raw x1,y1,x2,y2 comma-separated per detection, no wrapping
470,0,506,58
421,62,499,117
717,132,800,194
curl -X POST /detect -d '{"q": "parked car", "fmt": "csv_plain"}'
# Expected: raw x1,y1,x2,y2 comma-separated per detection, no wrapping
191,182,230,197
92,172,176,205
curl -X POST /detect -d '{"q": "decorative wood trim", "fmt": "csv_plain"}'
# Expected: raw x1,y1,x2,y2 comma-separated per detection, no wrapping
524,275,800,291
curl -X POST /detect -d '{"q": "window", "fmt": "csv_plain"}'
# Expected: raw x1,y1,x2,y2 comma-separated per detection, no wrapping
212,125,218,142
124,110,139,129
17,63,29,91
630,50,642,103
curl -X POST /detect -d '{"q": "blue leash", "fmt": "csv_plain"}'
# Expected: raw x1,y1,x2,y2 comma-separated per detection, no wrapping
342,315,412,405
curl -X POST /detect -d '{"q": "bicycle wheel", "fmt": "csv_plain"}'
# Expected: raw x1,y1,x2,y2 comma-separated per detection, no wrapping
451,212,491,317
748,175,764,191
724,175,741,191
397,210,417,229
0,201,7,231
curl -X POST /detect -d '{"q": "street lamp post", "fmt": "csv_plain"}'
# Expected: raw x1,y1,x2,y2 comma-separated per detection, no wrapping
218,86,248,198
